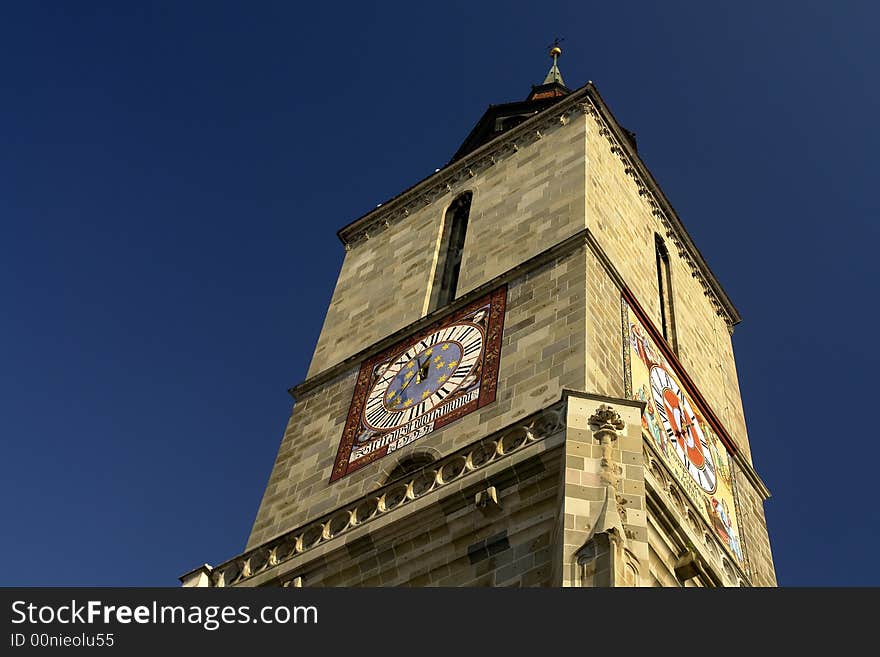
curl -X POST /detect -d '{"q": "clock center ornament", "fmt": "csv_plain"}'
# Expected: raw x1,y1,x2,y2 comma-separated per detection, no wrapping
330,287,507,482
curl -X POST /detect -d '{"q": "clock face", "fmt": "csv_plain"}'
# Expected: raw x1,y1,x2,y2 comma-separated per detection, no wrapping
362,323,484,432
330,287,507,482
650,364,717,494
625,299,743,564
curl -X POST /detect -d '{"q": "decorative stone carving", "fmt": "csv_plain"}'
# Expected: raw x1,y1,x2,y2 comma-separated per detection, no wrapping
475,486,502,515
622,548,642,587
589,404,625,433
575,487,633,587
206,402,565,587
589,404,626,464
674,550,701,582
584,100,736,330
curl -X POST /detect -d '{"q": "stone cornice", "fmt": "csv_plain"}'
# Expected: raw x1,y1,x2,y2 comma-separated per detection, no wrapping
335,83,740,329
583,233,769,499
291,228,591,400
204,402,566,587
644,491,728,587
582,85,741,327
733,448,771,500
293,226,769,503
644,442,751,586
336,87,591,249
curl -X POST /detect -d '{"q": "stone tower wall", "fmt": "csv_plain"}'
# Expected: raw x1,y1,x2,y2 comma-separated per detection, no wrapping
247,248,588,550
308,116,587,379
222,89,777,587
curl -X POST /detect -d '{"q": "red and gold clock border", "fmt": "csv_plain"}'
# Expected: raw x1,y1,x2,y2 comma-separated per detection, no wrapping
329,286,507,483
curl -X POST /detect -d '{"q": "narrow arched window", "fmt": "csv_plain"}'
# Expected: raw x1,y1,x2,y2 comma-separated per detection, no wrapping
428,192,472,312
655,235,677,353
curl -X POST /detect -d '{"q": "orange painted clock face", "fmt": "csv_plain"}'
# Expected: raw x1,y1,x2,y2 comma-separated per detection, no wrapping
650,365,718,494
626,300,743,564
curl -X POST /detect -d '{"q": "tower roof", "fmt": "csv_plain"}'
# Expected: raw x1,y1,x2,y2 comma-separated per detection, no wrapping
337,80,743,331
450,45,571,162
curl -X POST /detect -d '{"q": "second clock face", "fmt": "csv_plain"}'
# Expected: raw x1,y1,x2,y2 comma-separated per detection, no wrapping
626,298,743,564
363,323,484,431
650,365,717,494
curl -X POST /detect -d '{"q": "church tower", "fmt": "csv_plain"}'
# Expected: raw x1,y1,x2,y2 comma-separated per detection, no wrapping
181,47,776,588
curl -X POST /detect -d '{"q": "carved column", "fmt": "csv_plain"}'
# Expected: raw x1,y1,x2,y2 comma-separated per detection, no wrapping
558,394,647,587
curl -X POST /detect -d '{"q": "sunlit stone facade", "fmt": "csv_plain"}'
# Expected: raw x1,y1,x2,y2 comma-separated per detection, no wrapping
182,72,776,588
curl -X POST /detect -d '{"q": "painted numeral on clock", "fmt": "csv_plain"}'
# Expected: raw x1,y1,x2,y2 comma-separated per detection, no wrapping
463,340,482,357
452,325,477,343
404,402,426,423
365,395,385,411
447,368,468,386
365,406,387,425
436,384,454,398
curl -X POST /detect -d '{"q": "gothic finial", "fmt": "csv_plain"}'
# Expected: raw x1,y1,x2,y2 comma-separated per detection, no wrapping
589,404,625,433
582,487,625,545
543,38,565,86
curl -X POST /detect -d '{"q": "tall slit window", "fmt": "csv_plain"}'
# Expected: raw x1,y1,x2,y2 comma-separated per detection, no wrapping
655,235,677,352
428,191,472,312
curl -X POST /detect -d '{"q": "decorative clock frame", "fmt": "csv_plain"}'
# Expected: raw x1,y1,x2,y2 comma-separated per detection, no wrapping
330,286,506,482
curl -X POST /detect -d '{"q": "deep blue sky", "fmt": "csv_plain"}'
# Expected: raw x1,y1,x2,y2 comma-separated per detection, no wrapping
2,2,876,586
